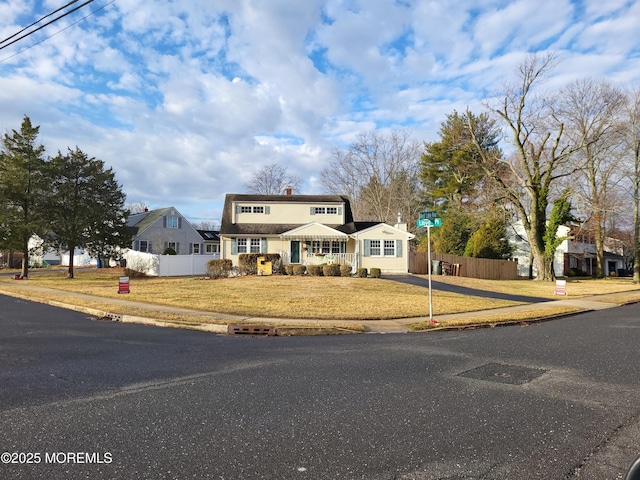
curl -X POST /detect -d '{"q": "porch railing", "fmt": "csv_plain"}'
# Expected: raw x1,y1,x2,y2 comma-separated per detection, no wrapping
280,251,356,267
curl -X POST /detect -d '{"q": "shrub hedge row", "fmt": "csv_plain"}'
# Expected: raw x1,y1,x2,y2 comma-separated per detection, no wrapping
212,258,382,278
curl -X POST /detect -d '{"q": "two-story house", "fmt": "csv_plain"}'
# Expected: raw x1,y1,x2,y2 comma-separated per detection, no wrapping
508,220,626,277
219,193,415,273
128,207,204,255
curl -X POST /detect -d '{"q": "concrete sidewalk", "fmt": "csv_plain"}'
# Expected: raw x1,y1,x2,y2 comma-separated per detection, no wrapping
0,282,634,335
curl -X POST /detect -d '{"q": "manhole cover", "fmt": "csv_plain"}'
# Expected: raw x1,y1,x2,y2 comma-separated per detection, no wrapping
458,363,547,385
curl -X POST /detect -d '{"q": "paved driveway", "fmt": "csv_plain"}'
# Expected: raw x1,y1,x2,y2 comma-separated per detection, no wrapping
384,274,552,303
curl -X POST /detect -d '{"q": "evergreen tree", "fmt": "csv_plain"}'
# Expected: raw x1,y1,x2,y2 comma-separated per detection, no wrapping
464,214,512,259
0,116,48,278
420,111,501,210
46,147,130,278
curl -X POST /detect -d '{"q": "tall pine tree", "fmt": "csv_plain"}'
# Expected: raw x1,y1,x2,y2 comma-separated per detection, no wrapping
0,116,48,278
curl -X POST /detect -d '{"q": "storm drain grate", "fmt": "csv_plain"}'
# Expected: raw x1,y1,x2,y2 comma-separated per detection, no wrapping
457,363,547,385
227,325,275,336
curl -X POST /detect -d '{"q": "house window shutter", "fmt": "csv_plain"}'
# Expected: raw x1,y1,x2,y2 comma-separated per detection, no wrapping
133,240,139,250
178,217,182,229
396,239,403,257
189,243,193,254
235,205,241,214
364,239,371,257
261,238,267,253
338,207,343,215
265,206,270,214
177,242,180,254
163,217,167,228
310,207,315,215
231,238,237,255
341,242,346,253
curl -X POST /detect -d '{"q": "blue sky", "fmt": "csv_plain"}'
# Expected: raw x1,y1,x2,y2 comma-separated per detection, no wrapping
1,0,639,227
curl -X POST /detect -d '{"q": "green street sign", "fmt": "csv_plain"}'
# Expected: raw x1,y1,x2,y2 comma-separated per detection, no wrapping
419,210,438,220
416,218,442,228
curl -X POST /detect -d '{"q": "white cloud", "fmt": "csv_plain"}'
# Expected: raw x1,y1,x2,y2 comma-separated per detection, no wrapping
0,0,638,224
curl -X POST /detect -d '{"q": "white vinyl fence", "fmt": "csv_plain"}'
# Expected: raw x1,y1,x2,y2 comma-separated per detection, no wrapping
123,250,220,277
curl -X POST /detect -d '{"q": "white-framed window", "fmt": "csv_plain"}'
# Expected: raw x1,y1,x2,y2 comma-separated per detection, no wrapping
252,206,264,214
370,240,381,256
312,207,326,214
240,206,252,213
206,244,220,254
384,240,395,256
327,207,338,214
192,244,200,254
309,240,343,255
166,216,179,228
236,238,263,254
139,240,148,252
366,239,400,257
168,242,177,252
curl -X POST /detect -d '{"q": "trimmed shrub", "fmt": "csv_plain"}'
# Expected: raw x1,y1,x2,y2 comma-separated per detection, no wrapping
238,253,283,275
340,265,352,277
323,264,341,277
163,247,177,255
293,265,307,275
284,265,294,275
308,265,324,276
206,259,233,279
356,268,368,278
370,267,381,278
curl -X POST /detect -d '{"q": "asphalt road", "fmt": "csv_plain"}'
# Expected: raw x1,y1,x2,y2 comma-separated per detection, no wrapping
1,294,639,480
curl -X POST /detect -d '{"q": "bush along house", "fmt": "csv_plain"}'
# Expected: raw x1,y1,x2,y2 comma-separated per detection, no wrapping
219,192,415,274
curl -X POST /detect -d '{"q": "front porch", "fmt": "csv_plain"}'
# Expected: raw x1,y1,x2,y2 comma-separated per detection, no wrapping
279,222,358,271
279,250,357,268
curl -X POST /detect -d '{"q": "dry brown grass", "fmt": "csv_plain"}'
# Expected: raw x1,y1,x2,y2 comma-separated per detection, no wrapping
427,275,640,298
3,269,638,326
1,268,521,320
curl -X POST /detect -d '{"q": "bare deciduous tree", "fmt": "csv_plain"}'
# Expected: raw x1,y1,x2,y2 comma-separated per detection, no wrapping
622,88,640,282
556,78,626,278
321,130,423,227
468,53,584,281
244,163,302,195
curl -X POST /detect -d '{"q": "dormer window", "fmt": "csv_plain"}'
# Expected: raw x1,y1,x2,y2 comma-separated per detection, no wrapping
311,206,341,215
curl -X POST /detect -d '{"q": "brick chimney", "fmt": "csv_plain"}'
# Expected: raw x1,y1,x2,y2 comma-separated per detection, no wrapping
284,187,292,195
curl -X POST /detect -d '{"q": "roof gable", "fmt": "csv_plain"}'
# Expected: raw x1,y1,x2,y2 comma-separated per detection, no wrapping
350,222,416,239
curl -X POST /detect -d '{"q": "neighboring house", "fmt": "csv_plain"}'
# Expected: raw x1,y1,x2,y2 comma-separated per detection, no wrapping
508,221,625,277
197,230,221,255
128,207,205,255
219,193,415,274
28,235,94,267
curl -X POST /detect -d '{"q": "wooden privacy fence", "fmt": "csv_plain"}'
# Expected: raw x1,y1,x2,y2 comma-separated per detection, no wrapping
409,252,519,280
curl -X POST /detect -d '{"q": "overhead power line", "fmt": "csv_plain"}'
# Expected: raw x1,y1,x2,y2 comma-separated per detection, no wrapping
0,0,96,52
0,0,82,47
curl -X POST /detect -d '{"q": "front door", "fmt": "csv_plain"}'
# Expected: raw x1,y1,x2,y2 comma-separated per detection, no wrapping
290,241,301,263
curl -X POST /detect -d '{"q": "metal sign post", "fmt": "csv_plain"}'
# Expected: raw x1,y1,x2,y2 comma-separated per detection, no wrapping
417,212,442,323
426,224,433,322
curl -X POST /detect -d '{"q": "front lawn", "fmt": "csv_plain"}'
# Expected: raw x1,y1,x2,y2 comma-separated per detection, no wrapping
0,268,522,320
